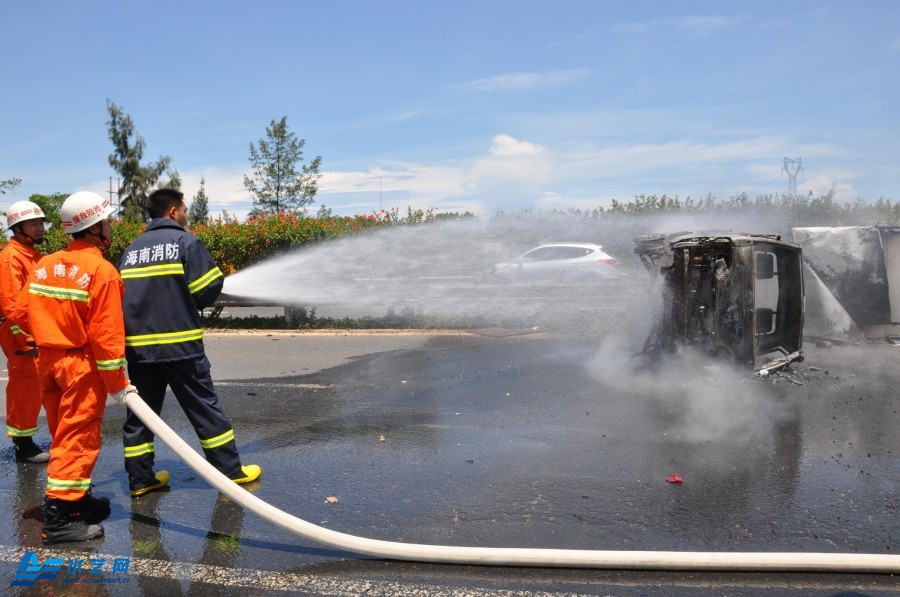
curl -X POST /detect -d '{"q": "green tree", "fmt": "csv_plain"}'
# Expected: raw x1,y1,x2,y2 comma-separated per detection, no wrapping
243,116,322,215
188,176,211,227
27,192,67,229
22,193,70,253
106,99,180,221
0,178,22,195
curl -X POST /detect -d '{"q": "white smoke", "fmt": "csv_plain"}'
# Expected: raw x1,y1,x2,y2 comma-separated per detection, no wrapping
585,338,793,443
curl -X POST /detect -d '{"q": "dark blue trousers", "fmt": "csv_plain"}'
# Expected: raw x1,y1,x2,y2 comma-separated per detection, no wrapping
122,355,243,489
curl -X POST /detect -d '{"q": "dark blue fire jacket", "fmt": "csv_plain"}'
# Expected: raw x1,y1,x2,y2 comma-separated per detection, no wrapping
118,218,224,363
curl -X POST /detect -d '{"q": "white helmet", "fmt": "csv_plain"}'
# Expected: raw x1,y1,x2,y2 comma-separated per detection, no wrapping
61,191,115,234
6,200,47,229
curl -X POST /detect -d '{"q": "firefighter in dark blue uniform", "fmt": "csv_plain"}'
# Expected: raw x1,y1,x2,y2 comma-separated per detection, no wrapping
119,188,261,496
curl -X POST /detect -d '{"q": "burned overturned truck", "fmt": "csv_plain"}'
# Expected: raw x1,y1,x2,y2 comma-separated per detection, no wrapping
635,233,804,372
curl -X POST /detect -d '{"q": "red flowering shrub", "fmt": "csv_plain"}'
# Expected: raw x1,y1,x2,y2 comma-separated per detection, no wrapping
0,208,463,273
192,212,395,274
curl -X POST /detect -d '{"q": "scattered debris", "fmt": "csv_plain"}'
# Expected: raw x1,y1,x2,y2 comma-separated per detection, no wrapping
751,364,831,386
666,474,683,484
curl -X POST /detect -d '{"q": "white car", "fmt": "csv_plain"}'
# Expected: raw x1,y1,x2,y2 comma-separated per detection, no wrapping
492,243,621,283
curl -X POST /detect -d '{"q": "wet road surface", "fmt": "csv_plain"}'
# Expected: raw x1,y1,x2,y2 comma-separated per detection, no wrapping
1,330,898,595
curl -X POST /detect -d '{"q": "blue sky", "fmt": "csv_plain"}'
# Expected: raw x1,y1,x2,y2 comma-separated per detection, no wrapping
1,1,898,219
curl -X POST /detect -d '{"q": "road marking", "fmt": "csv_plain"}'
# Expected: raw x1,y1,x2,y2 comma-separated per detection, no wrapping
215,382,330,389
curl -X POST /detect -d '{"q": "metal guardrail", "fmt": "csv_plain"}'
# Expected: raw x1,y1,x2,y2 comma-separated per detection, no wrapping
209,294,301,325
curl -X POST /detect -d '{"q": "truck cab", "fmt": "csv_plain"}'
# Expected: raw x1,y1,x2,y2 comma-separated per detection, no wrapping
636,233,804,372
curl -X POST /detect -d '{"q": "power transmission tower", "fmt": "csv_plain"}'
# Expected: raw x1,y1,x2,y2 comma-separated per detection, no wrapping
782,158,803,197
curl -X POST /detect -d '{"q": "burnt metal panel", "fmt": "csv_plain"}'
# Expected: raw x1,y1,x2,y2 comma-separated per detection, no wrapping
792,227,890,326
639,233,804,370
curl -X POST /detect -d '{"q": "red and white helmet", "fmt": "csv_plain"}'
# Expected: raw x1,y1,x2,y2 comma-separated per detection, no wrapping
60,191,115,233
6,200,47,229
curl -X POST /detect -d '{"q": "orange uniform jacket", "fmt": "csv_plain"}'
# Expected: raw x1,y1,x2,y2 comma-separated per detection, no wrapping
13,240,128,394
0,238,42,351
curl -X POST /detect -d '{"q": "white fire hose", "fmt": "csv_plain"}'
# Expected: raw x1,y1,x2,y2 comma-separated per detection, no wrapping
125,394,900,573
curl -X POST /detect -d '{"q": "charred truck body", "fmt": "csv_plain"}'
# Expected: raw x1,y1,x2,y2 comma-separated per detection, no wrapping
636,233,804,372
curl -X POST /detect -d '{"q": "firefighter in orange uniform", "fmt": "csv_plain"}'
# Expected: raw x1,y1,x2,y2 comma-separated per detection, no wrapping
1,201,50,463
12,191,141,544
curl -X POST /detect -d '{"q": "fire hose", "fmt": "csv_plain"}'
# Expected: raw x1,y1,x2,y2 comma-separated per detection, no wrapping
124,393,900,573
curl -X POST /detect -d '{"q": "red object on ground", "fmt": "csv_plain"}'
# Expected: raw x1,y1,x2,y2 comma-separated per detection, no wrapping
666,474,683,484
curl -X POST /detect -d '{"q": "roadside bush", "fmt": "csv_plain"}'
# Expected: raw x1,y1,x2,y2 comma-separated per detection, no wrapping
192,212,390,274
604,192,900,226
0,207,466,270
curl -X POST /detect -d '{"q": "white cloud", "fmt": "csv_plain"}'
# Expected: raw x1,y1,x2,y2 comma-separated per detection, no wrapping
487,134,545,158
798,176,857,202
463,135,552,208
300,135,555,215
451,69,589,93
95,132,856,222
180,166,249,207
322,163,466,199
76,167,254,221
317,162,472,215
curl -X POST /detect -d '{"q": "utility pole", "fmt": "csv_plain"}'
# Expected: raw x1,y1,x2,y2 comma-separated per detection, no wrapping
782,158,803,198
107,177,121,212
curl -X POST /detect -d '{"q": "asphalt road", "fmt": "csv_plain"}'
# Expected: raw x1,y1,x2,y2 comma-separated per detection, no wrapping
0,330,898,595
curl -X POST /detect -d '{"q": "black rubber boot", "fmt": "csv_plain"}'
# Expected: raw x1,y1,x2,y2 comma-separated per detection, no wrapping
66,490,111,524
13,437,50,464
42,499,104,545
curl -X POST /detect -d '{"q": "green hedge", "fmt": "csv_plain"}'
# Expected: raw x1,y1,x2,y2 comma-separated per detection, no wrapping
191,212,393,274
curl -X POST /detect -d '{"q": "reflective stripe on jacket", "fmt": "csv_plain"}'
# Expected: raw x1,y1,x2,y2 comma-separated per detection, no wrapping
12,240,128,394
0,238,42,352
118,218,224,363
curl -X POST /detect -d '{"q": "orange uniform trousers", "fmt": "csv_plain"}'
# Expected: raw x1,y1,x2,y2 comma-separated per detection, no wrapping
38,346,107,501
1,319,42,439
